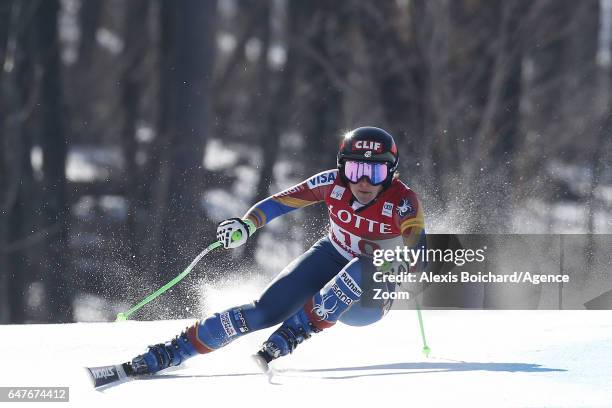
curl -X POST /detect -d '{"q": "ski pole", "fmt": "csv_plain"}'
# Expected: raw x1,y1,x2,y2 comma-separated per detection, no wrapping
415,298,431,357
115,231,242,322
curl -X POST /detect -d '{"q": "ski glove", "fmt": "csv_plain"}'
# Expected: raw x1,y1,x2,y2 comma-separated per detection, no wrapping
377,259,410,286
216,218,256,249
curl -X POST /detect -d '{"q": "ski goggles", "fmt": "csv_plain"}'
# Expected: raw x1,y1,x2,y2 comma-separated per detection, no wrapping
343,160,389,185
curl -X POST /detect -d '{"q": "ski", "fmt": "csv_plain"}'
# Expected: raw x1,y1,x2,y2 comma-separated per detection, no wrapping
86,363,134,388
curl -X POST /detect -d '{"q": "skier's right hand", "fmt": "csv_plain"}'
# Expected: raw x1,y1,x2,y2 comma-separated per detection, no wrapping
216,218,256,249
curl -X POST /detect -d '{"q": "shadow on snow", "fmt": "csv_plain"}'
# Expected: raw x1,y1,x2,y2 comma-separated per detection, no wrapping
279,361,567,380
139,361,566,382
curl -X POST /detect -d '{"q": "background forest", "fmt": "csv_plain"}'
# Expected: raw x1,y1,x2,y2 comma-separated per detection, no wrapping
1,0,611,323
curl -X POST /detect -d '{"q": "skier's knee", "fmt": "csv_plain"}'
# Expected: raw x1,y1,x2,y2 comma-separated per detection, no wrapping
248,300,288,328
303,260,364,329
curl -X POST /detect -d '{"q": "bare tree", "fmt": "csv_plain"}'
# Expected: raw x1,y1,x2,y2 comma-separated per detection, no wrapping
0,0,14,323
356,0,426,174
401,0,532,232
37,0,72,322
120,0,150,279
291,1,351,242
77,0,103,67
1,0,40,323
244,0,301,259
142,0,218,317
586,0,612,271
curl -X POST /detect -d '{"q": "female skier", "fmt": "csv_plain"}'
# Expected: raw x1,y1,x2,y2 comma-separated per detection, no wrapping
128,126,426,376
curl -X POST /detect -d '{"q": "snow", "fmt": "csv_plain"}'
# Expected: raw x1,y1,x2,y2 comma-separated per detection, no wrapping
65,146,124,182
2,310,611,407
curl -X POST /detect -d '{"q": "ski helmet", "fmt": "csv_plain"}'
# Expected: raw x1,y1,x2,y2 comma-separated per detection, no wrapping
337,126,399,187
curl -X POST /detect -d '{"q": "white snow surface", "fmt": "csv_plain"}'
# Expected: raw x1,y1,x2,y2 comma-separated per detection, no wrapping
2,310,611,408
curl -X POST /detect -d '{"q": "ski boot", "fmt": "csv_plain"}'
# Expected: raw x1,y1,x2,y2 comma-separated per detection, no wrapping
252,317,320,376
130,332,198,375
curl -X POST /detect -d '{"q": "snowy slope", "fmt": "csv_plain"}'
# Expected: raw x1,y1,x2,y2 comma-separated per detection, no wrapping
2,311,611,408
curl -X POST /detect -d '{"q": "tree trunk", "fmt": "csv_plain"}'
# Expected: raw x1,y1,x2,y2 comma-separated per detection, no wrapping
0,0,13,323
357,0,426,177
1,0,37,323
244,0,301,260
120,0,149,281
37,0,72,322
143,0,218,318
78,0,103,66
243,0,274,261
294,1,348,244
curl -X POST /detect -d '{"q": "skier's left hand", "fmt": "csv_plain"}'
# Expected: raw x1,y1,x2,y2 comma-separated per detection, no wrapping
377,259,410,285
217,218,255,248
